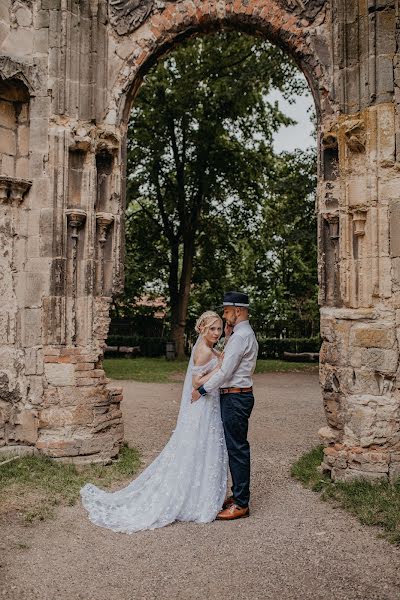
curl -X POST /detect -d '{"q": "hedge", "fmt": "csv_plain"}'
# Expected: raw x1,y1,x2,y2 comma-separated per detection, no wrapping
106,335,166,357
257,336,321,360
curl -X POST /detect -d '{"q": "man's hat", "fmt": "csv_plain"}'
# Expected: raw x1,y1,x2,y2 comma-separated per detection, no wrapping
222,291,249,308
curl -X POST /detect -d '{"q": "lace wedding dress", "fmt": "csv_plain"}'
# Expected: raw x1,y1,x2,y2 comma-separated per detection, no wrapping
80,339,228,534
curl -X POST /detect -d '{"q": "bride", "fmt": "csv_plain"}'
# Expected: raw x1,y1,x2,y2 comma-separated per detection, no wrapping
80,311,228,533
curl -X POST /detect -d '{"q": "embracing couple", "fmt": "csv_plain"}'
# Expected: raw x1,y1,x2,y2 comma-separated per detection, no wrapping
80,291,258,534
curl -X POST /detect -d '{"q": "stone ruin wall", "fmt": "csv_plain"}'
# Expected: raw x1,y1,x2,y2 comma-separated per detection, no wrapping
1,0,400,480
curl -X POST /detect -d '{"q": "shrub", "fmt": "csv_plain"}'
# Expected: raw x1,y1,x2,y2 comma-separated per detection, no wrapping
106,335,166,357
257,336,321,359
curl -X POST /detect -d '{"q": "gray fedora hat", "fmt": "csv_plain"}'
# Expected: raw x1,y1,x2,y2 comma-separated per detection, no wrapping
222,291,249,308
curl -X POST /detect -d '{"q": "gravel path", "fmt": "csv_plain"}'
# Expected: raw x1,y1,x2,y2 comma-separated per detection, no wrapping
1,372,400,600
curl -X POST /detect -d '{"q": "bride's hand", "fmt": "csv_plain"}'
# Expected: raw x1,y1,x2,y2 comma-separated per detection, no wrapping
217,352,224,367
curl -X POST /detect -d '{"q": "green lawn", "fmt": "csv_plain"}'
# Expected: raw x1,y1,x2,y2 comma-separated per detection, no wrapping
292,446,400,545
0,444,140,524
103,357,318,383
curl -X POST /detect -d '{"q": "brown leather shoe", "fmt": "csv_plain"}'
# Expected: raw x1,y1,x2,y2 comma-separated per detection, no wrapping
216,503,250,520
222,495,234,510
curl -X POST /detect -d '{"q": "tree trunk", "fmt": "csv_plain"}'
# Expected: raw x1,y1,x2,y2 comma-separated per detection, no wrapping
171,234,195,359
168,239,180,358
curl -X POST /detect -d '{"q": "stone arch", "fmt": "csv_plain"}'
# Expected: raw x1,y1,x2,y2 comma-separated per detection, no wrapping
108,1,328,131
1,0,399,481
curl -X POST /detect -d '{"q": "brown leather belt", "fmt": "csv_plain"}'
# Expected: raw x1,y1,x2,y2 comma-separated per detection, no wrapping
220,387,253,394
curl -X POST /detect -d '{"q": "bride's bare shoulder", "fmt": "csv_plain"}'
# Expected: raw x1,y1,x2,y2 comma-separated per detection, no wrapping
193,344,213,366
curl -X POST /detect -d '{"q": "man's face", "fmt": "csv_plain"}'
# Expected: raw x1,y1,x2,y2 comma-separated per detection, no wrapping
223,306,239,327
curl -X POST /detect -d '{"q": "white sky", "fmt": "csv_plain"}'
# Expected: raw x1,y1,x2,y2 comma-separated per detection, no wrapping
269,89,315,153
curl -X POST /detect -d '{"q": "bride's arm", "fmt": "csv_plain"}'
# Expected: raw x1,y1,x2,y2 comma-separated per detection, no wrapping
192,352,223,388
192,365,220,389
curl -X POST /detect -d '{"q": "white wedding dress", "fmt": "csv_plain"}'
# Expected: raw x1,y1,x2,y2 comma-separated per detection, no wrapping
80,339,228,534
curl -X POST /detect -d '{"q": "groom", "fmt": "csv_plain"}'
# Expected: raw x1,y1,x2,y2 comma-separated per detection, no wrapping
191,291,258,520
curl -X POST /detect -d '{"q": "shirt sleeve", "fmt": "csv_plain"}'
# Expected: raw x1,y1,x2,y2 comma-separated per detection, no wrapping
203,334,245,392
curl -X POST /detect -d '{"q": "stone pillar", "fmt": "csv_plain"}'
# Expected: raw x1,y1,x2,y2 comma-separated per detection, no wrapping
318,0,400,481
0,176,34,451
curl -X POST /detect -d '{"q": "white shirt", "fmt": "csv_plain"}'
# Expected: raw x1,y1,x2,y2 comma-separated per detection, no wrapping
203,320,258,392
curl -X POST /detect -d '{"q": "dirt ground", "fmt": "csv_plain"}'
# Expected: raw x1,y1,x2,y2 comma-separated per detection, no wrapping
1,372,400,600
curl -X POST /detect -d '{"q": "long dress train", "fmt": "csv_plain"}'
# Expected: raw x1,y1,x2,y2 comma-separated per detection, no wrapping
80,342,228,534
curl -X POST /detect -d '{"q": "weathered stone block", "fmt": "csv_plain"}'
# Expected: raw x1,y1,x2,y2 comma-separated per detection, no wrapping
350,323,396,349
27,375,44,405
318,425,340,444
24,272,48,307
0,128,16,155
44,363,75,386
0,153,15,177
25,348,37,375
323,391,345,428
21,308,42,347
39,208,54,256
344,469,388,482
359,348,398,373
14,409,38,444
346,175,367,207
17,125,29,156
319,340,339,365
389,201,400,258
0,102,15,129
33,27,49,54
39,404,93,428
345,394,400,447
15,152,30,179
29,118,49,153
1,28,33,56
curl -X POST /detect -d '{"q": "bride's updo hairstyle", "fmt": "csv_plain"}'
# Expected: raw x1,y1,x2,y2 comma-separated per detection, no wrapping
195,311,222,336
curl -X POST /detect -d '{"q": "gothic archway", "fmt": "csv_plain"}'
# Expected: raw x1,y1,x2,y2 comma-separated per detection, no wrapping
1,0,399,482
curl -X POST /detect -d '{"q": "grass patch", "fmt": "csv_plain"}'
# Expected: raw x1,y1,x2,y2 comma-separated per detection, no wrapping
103,357,318,383
104,357,189,382
292,446,400,545
0,443,140,525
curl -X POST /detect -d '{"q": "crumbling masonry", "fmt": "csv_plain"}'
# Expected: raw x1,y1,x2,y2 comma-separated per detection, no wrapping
1,0,400,479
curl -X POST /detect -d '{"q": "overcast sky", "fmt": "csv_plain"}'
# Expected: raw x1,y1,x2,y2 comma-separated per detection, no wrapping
269,89,315,153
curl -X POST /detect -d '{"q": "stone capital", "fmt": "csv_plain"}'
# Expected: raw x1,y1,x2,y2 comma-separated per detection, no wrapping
0,176,32,204
96,212,114,243
66,208,87,234
350,207,368,236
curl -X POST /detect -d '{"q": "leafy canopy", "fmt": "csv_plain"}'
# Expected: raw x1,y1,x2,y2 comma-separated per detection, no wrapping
119,31,317,340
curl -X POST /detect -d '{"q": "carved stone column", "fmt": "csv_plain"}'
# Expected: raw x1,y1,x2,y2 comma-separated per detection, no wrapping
0,176,32,451
66,208,87,345
350,208,368,237
0,176,31,344
96,212,114,295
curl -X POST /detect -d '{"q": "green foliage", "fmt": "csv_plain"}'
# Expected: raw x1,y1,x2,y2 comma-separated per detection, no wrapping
107,335,167,357
0,444,140,523
292,446,400,545
257,336,321,359
121,30,317,341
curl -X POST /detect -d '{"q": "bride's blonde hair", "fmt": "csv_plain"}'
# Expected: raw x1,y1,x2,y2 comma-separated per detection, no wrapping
195,311,222,335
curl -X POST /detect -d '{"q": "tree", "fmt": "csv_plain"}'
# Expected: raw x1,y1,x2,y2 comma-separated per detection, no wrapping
124,31,308,357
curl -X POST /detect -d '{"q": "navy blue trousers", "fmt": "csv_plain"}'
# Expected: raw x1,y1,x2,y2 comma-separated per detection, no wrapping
220,391,254,508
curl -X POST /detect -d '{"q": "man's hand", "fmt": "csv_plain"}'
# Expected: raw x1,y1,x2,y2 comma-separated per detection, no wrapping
224,322,233,338
191,388,201,403
192,375,201,388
